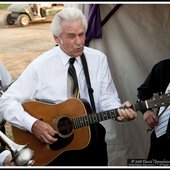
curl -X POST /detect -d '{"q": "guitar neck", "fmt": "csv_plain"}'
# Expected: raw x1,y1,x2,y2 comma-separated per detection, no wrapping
73,92,170,129
72,101,148,129
73,109,119,129
72,100,146,129
133,101,147,113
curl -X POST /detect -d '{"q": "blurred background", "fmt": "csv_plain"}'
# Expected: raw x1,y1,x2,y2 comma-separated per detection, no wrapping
1,2,170,166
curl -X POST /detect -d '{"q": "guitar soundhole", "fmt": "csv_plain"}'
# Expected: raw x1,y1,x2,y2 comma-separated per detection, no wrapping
57,116,73,137
49,117,74,151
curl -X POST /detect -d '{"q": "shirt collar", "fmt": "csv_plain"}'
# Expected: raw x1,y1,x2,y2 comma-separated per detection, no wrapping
57,46,82,66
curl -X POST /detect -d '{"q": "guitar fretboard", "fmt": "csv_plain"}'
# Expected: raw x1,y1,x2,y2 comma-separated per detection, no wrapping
73,109,118,129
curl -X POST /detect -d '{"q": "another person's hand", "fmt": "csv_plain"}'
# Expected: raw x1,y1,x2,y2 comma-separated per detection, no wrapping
3,153,15,166
3,153,35,166
116,101,138,121
143,109,158,129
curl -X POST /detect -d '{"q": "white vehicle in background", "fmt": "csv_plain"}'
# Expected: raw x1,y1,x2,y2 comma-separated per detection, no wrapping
4,4,64,27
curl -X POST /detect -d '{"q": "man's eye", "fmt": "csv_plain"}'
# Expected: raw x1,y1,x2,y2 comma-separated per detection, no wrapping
67,35,75,38
79,33,84,37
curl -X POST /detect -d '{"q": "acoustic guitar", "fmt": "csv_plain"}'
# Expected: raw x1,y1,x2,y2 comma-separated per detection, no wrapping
11,93,170,166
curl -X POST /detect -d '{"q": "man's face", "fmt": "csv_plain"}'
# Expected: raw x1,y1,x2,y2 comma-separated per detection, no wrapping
56,19,85,57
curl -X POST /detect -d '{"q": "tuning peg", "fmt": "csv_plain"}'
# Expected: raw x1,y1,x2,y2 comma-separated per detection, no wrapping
153,93,158,98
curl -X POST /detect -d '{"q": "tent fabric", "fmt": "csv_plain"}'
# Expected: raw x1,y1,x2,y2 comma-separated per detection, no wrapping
85,4,102,46
64,3,170,166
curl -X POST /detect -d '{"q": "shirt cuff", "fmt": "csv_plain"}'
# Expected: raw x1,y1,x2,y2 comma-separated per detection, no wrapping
0,150,11,166
23,115,38,133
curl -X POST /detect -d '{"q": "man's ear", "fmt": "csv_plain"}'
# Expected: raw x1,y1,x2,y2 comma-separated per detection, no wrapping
53,36,60,45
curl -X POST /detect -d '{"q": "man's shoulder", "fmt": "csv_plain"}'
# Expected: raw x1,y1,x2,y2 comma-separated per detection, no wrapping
35,47,57,61
40,47,57,57
84,46,105,56
154,59,170,69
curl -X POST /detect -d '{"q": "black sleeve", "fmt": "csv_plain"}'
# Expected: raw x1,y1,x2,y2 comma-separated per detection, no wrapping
137,59,170,114
0,144,7,153
137,63,161,101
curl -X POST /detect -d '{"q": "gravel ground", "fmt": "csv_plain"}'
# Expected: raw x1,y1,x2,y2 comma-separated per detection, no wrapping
0,9,56,139
0,9,55,80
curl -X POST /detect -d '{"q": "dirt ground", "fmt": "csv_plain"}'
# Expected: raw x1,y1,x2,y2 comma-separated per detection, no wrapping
0,9,56,138
0,9,55,80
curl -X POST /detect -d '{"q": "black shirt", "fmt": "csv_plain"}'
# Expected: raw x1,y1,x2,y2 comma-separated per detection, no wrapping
137,59,170,101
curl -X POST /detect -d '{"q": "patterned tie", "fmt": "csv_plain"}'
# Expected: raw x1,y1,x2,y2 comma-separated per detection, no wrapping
155,83,170,138
155,106,170,138
68,57,79,98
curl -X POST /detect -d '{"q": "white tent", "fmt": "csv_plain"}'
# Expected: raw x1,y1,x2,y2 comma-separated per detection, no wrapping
65,3,170,166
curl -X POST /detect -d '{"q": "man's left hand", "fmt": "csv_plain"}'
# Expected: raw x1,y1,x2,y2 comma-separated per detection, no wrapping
116,101,137,121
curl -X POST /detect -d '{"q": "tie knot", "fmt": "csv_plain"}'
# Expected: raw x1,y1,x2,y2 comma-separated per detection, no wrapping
69,57,76,65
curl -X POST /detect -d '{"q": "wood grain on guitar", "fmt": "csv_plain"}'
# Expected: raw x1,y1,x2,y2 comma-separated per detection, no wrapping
11,93,170,166
12,98,118,166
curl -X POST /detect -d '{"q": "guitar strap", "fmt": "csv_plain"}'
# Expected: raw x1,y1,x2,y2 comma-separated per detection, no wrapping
81,53,96,113
81,53,106,152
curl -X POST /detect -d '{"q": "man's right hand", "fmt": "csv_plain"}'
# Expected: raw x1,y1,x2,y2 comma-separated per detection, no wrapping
32,120,58,144
144,109,158,129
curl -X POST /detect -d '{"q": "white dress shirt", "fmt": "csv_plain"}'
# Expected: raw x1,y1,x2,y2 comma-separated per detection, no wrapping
0,62,13,89
0,62,13,165
0,62,13,124
0,150,11,166
0,46,121,133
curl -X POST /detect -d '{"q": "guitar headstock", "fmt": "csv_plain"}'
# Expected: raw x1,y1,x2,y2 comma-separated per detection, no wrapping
135,92,170,112
147,92,170,109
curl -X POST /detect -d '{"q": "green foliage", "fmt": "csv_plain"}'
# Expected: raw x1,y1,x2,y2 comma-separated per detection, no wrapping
0,4,10,9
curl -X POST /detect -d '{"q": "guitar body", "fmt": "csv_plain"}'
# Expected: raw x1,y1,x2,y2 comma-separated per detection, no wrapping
12,98,91,166
11,92,170,166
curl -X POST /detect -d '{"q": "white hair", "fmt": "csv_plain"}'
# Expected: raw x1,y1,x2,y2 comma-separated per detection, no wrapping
51,7,88,37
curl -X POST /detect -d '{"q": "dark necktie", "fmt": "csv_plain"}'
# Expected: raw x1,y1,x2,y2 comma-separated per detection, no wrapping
68,57,79,98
